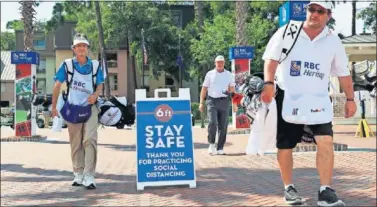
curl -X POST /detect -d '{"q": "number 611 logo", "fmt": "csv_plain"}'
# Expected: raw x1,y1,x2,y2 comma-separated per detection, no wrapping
154,104,173,122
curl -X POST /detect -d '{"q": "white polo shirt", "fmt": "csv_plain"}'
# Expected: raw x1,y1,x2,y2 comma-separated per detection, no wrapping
203,68,235,98
262,25,350,94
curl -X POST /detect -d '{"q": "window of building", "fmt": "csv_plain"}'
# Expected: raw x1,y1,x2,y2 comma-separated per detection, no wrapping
33,36,46,50
106,53,118,68
109,74,118,91
165,76,176,92
37,60,46,74
36,79,46,94
142,73,150,92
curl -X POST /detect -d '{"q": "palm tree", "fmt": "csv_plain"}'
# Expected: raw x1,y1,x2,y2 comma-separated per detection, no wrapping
351,1,356,35
94,2,111,98
235,1,249,46
19,1,37,51
194,1,206,128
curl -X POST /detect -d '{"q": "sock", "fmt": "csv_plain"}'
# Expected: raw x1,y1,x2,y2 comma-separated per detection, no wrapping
320,185,330,193
285,184,294,190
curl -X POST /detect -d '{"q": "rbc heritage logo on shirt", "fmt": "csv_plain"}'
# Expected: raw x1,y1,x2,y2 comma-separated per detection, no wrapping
290,61,301,76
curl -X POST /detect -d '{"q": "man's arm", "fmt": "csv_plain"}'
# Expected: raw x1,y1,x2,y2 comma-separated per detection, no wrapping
338,76,354,99
264,59,279,82
200,87,208,104
52,81,62,110
94,83,103,96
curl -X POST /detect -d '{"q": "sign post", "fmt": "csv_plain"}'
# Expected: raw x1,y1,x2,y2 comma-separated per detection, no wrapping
279,1,309,26
229,46,255,129
11,51,39,137
135,88,196,191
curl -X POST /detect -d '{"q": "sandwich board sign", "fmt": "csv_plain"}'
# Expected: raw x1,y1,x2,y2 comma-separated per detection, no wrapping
135,88,196,191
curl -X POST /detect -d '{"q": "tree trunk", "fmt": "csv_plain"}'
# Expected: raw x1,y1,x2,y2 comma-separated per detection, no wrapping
195,0,206,128
20,1,37,51
236,1,249,46
94,2,111,98
352,1,356,35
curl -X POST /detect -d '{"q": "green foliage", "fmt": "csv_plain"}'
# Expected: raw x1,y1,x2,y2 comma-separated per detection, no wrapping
191,102,201,120
6,20,24,31
1,32,16,50
358,2,376,34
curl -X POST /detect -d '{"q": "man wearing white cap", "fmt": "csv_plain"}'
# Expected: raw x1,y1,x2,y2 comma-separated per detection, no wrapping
51,33,105,189
199,55,236,155
261,1,355,206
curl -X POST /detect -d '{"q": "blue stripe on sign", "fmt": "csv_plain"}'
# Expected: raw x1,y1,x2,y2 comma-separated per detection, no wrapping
136,100,191,113
138,110,191,115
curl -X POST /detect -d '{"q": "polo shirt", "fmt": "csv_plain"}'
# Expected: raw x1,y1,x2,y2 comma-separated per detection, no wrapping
54,57,105,86
203,68,235,98
262,25,350,94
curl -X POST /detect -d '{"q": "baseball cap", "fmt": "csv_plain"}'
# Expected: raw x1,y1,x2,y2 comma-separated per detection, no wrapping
307,1,333,11
72,33,90,48
215,55,225,62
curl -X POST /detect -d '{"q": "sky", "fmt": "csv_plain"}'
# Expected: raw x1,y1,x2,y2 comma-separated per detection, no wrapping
0,1,375,36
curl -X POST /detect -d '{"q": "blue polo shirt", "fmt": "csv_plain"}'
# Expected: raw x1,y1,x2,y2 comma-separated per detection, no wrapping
54,57,105,86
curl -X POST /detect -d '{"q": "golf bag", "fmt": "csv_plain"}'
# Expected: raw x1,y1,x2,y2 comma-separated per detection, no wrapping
97,96,135,128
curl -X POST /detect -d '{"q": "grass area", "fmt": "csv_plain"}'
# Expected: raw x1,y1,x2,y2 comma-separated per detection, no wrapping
15,110,27,123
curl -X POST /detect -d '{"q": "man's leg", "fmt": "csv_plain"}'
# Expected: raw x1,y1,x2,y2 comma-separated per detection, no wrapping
315,135,334,186
275,86,304,205
313,123,344,206
82,106,99,189
207,98,217,154
67,122,85,186
216,99,229,152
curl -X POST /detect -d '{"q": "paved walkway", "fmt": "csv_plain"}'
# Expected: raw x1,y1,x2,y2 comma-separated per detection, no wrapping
1,126,376,206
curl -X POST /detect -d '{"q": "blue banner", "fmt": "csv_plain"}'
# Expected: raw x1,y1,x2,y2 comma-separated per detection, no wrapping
279,1,309,26
136,100,195,183
11,51,40,65
229,46,255,60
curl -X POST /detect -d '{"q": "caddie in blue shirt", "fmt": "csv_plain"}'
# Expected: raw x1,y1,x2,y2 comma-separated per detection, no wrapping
51,33,104,190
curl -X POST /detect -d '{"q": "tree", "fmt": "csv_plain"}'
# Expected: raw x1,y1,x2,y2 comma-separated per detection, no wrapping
358,2,376,34
0,32,16,50
94,2,111,98
19,1,38,50
236,1,249,46
6,20,24,31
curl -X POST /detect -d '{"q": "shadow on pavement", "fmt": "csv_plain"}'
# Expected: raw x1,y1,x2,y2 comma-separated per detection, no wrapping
2,163,375,206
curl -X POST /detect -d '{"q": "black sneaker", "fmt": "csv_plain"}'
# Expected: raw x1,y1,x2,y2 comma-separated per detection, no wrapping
318,187,345,207
284,186,303,205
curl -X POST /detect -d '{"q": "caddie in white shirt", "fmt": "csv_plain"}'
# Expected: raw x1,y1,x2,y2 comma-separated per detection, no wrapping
261,2,356,206
199,55,236,155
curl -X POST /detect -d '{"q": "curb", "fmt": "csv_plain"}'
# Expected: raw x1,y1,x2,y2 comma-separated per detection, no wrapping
1,135,47,142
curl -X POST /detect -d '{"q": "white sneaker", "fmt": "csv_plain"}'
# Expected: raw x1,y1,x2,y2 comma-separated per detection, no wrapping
72,173,83,186
208,144,216,155
217,150,225,155
83,175,96,189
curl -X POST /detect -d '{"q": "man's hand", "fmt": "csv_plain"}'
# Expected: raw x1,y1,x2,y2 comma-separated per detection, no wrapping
261,84,275,103
51,108,59,118
87,93,99,105
199,103,205,113
345,100,357,118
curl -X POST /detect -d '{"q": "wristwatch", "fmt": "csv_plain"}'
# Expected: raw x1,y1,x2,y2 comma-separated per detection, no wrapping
264,81,274,85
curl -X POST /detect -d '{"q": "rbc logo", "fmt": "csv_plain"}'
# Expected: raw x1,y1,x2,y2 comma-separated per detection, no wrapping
304,62,320,70
290,61,301,76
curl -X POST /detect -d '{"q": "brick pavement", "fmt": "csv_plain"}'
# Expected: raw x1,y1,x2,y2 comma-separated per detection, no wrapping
1,126,376,206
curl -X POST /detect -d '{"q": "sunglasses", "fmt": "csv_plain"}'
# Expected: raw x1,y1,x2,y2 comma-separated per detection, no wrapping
307,7,327,15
